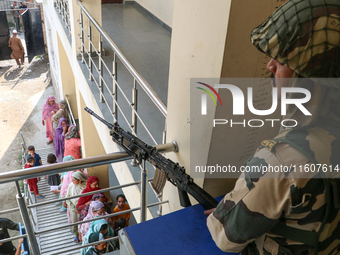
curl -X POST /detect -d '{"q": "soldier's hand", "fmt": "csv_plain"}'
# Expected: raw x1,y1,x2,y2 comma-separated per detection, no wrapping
204,208,215,216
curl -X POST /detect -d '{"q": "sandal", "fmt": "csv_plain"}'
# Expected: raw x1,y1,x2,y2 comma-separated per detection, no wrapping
46,140,53,145
74,236,80,243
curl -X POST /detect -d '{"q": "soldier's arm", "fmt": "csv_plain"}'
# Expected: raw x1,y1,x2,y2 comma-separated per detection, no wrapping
5,218,19,231
207,145,293,253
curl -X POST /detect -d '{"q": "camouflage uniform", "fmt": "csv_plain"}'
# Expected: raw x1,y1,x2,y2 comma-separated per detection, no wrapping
207,0,340,254
207,125,340,254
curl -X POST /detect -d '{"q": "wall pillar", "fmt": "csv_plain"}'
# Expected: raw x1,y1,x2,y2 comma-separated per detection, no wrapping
163,0,288,214
75,87,110,199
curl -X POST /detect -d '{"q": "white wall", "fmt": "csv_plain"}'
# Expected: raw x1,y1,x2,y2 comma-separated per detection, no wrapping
44,2,62,100
135,0,174,28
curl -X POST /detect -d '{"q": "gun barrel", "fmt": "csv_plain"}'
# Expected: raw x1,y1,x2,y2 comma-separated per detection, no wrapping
84,107,114,129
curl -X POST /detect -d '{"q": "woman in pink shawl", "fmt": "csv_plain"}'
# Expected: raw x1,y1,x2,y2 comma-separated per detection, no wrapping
42,96,59,145
78,200,113,242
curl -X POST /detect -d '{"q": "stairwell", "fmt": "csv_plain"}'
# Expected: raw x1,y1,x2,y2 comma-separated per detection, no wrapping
30,147,81,255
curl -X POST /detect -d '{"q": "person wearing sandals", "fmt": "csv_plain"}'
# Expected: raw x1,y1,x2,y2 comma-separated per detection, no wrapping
63,171,88,243
42,96,59,145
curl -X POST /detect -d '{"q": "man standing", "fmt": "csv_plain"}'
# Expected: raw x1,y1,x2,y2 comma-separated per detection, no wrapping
206,0,340,254
19,2,27,14
8,30,24,68
0,218,19,255
10,2,20,32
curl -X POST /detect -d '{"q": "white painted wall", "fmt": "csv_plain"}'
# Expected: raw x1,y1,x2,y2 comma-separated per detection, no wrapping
44,1,62,100
135,0,174,28
162,0,232,213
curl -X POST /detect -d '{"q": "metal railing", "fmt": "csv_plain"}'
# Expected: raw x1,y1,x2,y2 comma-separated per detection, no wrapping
76,4,169,210
0,142,176,254
20,132,28,167
77,1,167,147
56,0,72,38
64,94,76,126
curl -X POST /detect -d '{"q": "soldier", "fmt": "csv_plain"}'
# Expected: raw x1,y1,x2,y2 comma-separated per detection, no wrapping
0,218,19,255
206,0,340,254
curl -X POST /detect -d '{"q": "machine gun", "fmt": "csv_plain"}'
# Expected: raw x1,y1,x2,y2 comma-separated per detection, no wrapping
85,107,218,210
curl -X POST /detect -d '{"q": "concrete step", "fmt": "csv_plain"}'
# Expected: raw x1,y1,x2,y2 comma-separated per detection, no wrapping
38,213,65,221
41,238,75,248
40,231,73,241
28,178,81,255
41,242,81,254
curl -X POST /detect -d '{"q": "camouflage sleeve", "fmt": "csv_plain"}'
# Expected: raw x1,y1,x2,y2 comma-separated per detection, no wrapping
207,145,295,253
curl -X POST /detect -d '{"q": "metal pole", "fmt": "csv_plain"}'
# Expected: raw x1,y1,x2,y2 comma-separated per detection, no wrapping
80,9,85,63
158,125,167,216
99,34,104,103
15,182,40,255
140,160,148,222
88,20,93,81
112,53,118,122
131,79,138,166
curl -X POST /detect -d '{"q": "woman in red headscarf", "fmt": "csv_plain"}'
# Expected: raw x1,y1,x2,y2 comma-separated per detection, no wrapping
76,176,107,214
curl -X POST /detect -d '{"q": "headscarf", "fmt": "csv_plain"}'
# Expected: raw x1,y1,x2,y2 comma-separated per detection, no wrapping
55,117,69,158
84,219,114,244
42,95,59,120
65,125,80,140
65,174,87,207
79,193,109,222
77,176,107,207
79,201,111,239
72,171,88,183
86,233,106,255
251,0,340,128
52,100,68,125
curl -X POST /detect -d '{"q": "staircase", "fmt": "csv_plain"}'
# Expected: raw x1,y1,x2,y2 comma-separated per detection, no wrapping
31,147,81,255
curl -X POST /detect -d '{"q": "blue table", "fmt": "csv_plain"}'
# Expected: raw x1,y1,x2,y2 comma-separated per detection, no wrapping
125,197,238,255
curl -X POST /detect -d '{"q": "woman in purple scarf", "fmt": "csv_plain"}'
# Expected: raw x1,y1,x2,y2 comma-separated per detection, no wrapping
54,117,69,163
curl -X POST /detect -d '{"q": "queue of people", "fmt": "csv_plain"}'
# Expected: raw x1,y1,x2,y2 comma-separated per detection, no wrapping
21,95,131,253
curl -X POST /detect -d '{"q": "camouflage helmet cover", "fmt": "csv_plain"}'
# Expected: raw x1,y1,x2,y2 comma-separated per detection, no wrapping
251,0,340,81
